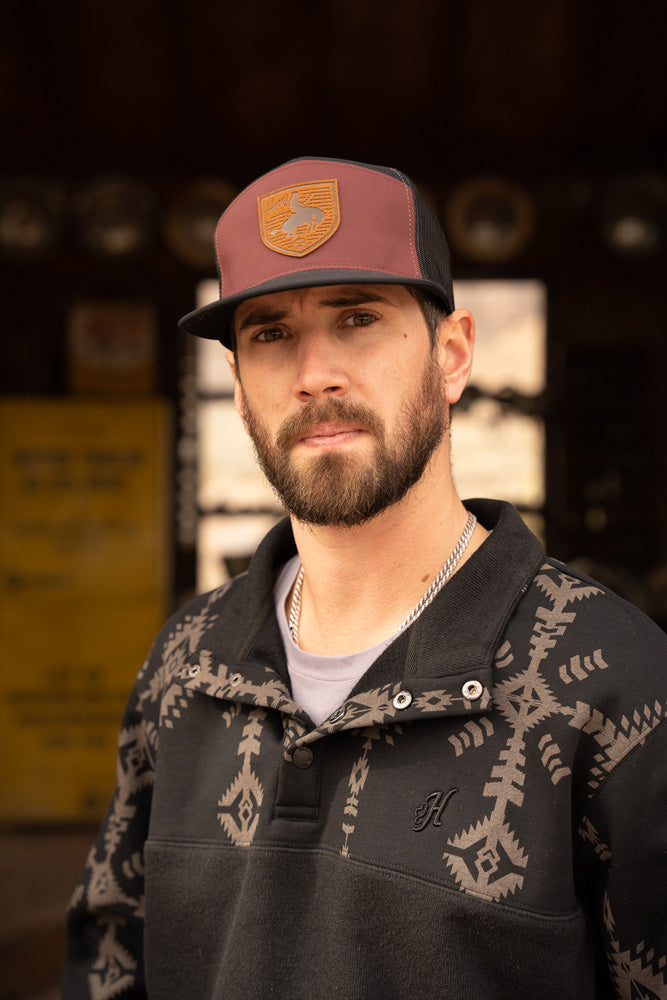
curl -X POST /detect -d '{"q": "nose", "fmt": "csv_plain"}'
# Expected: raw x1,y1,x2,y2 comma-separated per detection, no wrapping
291,329,350,402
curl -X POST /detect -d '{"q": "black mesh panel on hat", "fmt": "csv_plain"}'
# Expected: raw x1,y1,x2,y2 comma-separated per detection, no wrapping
394,170,455,314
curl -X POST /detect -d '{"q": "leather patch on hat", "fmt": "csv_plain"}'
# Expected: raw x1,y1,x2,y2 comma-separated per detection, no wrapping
257,180,340,257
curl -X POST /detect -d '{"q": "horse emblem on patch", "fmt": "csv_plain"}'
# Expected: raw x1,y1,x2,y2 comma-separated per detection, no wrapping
257,180,340,257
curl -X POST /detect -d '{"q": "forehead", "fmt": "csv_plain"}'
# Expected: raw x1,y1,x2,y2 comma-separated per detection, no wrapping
233,283,414,330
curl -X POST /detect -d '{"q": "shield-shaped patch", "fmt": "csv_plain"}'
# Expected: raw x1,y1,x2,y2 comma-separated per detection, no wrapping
257,180,340,257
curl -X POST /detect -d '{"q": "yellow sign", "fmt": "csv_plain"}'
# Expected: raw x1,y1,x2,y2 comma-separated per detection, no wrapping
0,399,170,821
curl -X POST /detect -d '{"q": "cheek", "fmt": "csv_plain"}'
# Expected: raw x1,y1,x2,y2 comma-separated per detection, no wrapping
243,385,289,434
367,364,420,409
354,352,405,394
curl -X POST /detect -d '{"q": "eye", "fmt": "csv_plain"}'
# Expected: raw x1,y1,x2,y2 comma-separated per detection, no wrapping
253,326,289,343
340,310,379,329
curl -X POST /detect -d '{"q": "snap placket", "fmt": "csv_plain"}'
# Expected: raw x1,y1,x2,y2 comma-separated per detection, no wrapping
392,690,413,710
291,746,314,769
461,679,484,701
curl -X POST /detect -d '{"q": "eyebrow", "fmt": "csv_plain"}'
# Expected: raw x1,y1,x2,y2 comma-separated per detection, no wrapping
316,290,394,308
237,307,291,333
236,289,394,334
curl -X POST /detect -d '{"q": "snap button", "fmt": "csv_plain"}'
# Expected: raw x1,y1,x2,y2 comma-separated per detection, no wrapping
462,679,483,701
392,690,413,710
329,707,344,723
185,664,200,678
229,672,242,686
292,746,314,769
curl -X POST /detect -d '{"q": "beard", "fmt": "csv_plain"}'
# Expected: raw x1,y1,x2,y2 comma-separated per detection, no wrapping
239,353,448,527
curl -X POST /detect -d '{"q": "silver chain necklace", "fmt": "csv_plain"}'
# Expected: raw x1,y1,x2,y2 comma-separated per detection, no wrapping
288,511,477,647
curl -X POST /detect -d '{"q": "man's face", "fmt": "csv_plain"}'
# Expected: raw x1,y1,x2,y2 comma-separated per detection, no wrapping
231,284,449,527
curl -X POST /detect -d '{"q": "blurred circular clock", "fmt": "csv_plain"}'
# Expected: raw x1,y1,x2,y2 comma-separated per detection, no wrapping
165,179,237,270
600,173,665,256
445,177,535,263
0,180,64,260
74,176,156,256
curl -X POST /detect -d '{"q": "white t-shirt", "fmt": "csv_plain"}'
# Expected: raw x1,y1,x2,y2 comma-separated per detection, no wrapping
274,555,397,726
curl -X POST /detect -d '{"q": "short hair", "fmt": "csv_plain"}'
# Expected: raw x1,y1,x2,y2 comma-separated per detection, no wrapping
406,286,451,348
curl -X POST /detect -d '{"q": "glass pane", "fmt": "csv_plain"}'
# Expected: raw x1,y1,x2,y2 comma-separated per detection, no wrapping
451,280,546,510
194,280,235,394
454,279,546,395
452,401,545,507
198,513,283,591
197,399,280,512
196,338,235,394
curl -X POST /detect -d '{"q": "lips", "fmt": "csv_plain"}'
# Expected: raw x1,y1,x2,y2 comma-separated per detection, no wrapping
276,401,384,451
299,422,360,440
297,423,364,448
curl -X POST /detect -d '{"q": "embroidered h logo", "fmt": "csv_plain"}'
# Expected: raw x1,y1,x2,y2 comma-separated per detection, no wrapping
413,789,458,832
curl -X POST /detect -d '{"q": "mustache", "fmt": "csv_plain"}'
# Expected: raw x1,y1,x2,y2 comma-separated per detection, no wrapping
276,399,385,450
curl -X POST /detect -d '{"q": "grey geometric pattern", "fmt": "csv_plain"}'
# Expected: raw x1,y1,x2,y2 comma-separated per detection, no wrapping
441,563,666,913
217,707,267,846
604,896,667,1000
341,724,403,858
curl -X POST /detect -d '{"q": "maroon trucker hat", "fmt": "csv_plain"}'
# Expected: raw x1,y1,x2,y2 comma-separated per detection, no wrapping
178,156,454,348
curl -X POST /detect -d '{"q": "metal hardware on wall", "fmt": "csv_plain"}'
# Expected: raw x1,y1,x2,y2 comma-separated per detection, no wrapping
445,177,535,263
164,179,238,270
73,176,157,257
599,173,666,257
0,178,66,260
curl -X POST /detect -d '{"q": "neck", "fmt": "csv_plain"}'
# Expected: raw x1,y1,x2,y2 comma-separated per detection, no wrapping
288,458,487,655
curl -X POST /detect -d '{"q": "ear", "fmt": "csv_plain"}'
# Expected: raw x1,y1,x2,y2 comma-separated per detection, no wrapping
436,309,475,404
227,351,250,435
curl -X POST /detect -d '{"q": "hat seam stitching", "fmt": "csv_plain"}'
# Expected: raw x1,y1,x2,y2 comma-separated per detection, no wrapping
398,173,419,279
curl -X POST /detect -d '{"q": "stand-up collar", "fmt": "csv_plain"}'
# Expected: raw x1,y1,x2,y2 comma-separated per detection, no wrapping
235,499,544,682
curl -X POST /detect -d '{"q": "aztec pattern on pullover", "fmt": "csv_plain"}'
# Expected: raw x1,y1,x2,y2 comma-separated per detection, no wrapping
63,500,667,1000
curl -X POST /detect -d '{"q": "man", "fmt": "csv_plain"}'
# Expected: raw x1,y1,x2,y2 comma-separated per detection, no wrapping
63,158,667,999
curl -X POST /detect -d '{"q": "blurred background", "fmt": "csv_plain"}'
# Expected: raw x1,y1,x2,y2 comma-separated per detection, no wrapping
1,0,666,995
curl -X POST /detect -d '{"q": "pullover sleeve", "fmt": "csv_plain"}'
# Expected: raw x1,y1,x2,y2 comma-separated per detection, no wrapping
61,585,231,999
61,652,157,1000
577,718,667,998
